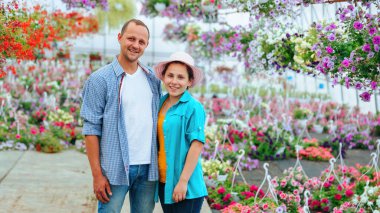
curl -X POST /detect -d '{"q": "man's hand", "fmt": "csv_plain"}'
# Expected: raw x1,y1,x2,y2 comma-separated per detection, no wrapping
172,179,188,203
93,175,112,203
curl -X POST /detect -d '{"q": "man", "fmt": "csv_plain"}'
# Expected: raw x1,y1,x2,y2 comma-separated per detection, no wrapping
80,19,161,213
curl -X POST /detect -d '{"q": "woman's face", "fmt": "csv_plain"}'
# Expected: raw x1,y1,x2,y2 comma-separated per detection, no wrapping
163,63,193,98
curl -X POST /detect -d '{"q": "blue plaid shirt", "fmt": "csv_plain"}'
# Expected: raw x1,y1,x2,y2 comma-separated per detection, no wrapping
80,56,161,185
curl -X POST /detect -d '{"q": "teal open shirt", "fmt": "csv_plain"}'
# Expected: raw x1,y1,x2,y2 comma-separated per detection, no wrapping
158,90,208,204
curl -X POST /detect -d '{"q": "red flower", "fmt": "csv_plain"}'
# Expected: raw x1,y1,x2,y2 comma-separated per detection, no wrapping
213,203,222,210
334,194,342,200
15,134,21,139
222,193,231,202
311,200,320,207
250,184,258,192
217,187,226,194
322,206,330,212
321,198,329,204
345,189,354,197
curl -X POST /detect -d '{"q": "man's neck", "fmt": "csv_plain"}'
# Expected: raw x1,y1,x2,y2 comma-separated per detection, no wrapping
117,55,138,75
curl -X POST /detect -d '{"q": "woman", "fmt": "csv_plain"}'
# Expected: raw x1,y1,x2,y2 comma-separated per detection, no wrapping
154,52,208,213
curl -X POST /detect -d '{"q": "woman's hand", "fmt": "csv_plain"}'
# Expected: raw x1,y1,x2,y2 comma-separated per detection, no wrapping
172,178,188,203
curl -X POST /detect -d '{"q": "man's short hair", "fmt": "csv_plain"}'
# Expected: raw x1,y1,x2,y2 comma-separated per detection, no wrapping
120,19,150,39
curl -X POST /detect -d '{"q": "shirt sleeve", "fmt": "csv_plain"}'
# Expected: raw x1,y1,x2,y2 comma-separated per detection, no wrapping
185,102,206,144
80,75,107,136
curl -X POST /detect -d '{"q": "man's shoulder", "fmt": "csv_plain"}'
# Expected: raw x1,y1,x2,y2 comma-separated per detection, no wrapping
89,64,114,80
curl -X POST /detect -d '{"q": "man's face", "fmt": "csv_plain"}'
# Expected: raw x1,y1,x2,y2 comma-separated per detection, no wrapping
118,22,149,63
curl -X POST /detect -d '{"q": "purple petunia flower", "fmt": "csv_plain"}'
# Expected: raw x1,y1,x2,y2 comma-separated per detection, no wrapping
345,77,350,89
359,92,371,102
351,66,356,72
326,46,334,54
353,21,363,30
355,82,362,89
316,23,323,31
328,33,336,41
374,44,379,52
330,23,337,29
362,44,371,52
371,81,377,90
373,36,380,45
368,52,374,59
341,59,350,68
368,28,377,35
316,50,322,57
332,77,338,86
348,5,354,11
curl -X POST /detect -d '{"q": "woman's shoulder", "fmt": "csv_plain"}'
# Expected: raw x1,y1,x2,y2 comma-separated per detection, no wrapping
185,95,205,113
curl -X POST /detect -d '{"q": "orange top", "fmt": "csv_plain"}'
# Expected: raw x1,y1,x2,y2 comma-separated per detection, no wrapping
157,108,167,183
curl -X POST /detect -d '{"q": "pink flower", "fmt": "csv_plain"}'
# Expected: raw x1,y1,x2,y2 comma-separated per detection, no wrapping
217,187,226,194
280,192,287,199
262,203,268,210
30,127,38,135
323,206,330,212
15,134,21,139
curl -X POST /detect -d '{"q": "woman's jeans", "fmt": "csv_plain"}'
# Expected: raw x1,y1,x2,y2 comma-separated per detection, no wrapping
159,182,204,213
98,164,156,213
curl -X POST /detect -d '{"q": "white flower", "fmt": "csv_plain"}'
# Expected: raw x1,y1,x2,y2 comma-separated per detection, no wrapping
368,188,375,195
377,198,380,206
374,210,380,213
361,195,368,203
367,201,373,206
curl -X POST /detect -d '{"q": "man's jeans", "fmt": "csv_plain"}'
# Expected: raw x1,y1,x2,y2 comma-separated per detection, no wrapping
98,164,156,213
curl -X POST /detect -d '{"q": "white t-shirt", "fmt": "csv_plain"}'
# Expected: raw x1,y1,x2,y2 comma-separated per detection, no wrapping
120,67,153,165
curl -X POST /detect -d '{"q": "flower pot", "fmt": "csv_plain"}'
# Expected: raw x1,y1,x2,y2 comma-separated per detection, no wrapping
202,4,215,12
35,144,41,152
231,192,240,202
217,174,228,182
154,3,166,12
203,176,218,188
298,119,308,128
313,124,323,134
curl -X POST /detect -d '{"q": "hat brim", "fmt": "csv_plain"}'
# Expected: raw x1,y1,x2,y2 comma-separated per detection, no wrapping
154,60,203,87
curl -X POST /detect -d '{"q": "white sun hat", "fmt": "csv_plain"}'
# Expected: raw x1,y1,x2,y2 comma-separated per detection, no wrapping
154,51,203,87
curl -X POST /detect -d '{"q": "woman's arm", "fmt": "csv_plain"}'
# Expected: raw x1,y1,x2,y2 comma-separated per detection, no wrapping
172,140,204,203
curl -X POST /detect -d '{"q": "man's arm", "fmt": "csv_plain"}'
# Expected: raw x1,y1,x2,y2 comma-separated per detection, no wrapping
85,135,112,203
